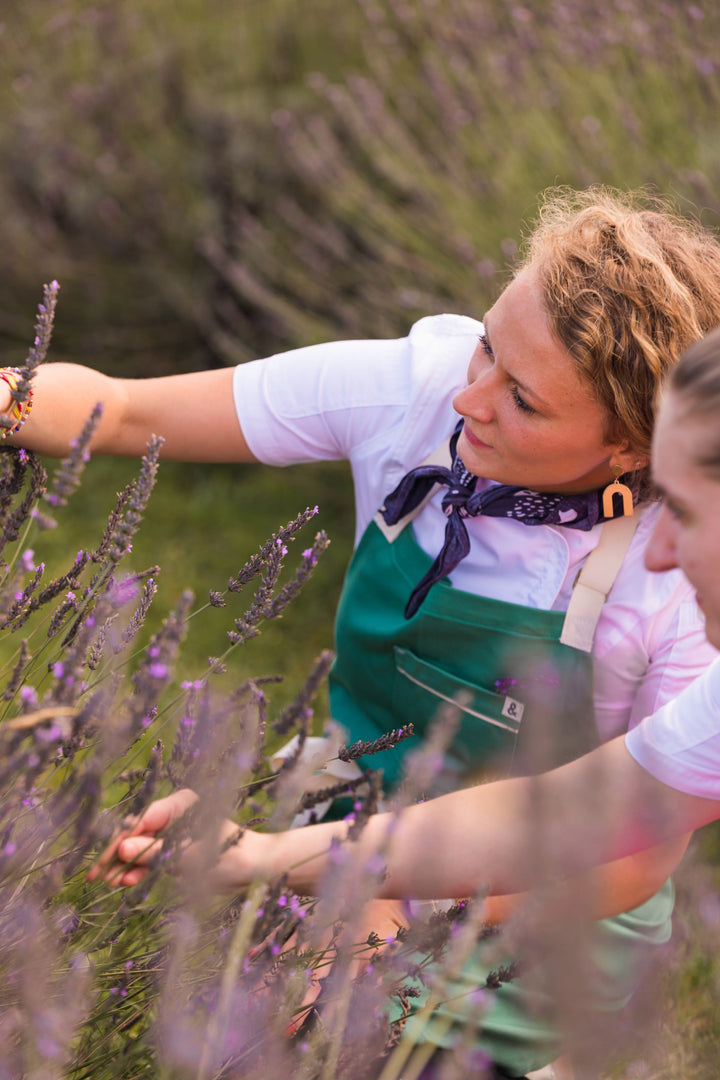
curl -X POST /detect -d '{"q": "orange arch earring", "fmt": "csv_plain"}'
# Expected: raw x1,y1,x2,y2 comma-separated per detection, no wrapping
602,465,634,518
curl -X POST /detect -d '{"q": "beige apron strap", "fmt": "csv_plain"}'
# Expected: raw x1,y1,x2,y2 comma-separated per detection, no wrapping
559,513,641,653
373,439,452,543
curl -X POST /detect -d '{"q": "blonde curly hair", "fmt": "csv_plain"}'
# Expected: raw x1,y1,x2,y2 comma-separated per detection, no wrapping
520,187,720,499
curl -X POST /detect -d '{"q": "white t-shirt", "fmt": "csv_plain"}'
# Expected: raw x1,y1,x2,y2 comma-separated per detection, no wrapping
233,314,717,743
625,659,720,799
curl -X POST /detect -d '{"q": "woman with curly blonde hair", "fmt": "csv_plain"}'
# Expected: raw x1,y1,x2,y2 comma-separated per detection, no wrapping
11,187,720,1077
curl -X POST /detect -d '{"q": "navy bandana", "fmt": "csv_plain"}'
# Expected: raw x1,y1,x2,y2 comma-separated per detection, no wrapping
381,421,608,618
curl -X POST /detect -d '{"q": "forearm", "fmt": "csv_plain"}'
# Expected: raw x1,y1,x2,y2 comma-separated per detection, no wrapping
223,784,531,899
374,742,720,899
5,363,256,462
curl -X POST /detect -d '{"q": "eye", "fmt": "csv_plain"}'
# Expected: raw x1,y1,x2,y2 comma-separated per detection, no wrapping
511,385,536,415
664,497,689,524
479,333,493,357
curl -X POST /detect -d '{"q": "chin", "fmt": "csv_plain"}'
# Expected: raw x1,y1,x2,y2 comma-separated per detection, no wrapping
457,443,490,477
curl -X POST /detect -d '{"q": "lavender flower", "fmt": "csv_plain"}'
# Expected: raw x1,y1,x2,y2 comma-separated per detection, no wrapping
273,648,333,735
227,506,321,592
263,530,330,619
346,770,382,841
2,639,31,702
0,453,47,552
337,723,414,763
296,771,373,813
44,403,103,508
120,572,159,646
105,436,164,565
23,280,59,373
0,561,45,630
484,961,522,990
86,612,119,670
126,590,193,737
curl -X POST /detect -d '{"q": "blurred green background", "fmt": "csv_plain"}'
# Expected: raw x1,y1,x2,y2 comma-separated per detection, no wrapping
3,2,720,1071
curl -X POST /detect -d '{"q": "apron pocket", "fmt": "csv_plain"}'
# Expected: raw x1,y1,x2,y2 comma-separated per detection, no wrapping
392,646,523,787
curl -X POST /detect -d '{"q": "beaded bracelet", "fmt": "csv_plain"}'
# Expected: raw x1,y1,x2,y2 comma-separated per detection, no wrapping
0,367,34,439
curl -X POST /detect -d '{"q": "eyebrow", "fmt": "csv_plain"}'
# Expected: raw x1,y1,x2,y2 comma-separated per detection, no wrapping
652,481,684,511
483,316,552,411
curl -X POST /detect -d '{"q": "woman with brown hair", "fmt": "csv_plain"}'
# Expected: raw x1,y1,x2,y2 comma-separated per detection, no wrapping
10,187,720,1076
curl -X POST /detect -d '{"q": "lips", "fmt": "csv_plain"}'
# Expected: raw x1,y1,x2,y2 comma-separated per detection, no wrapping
463,425,492,451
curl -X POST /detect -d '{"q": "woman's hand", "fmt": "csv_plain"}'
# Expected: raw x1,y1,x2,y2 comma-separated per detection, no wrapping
90,786,360,897
88,789,271,893
88,788,199,887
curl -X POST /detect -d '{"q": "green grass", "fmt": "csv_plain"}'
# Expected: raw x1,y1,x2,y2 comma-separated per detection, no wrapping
29,454,355,721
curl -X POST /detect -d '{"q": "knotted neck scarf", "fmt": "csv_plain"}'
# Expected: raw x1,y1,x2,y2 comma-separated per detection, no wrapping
380,420,610,618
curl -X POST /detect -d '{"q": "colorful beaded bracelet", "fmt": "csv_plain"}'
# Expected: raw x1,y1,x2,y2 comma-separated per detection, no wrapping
0,367,34,439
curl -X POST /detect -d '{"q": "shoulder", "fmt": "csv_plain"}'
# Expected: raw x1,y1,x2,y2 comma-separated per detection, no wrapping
233,314,480,411
591,501,715,721
408,312,485,344
405,314,483,388
230,316,480,483
625,659,720,798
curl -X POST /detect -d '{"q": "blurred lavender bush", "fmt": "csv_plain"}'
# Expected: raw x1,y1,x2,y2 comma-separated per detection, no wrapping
1,0,719,370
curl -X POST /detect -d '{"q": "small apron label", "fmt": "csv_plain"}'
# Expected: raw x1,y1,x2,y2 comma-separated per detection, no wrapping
501,696,524,723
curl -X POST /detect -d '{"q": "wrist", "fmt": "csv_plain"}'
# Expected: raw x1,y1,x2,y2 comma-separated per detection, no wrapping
222,827,284,891
0,368,34,438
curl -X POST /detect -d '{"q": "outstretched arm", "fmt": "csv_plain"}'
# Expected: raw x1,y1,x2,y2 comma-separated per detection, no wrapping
93,737,720,903
3,363,257,462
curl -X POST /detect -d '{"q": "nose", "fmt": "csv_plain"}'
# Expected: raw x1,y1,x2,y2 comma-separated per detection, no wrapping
452,356,497,422
644,504,679,573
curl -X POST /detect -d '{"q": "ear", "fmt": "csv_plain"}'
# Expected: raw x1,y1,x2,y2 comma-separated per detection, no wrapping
610,447,649,474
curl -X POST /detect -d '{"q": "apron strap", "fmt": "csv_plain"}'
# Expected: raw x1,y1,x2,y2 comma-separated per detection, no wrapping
374,440,452,543
559,513,641,653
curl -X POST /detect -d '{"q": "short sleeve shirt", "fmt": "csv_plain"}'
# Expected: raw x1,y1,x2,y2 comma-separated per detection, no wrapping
625,659,720,799
233,315,717,742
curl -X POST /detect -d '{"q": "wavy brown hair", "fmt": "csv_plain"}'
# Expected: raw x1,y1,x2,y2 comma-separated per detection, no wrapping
520,187,720,499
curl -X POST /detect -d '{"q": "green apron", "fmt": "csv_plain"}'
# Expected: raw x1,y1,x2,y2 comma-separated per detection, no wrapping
329,517,674,1077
